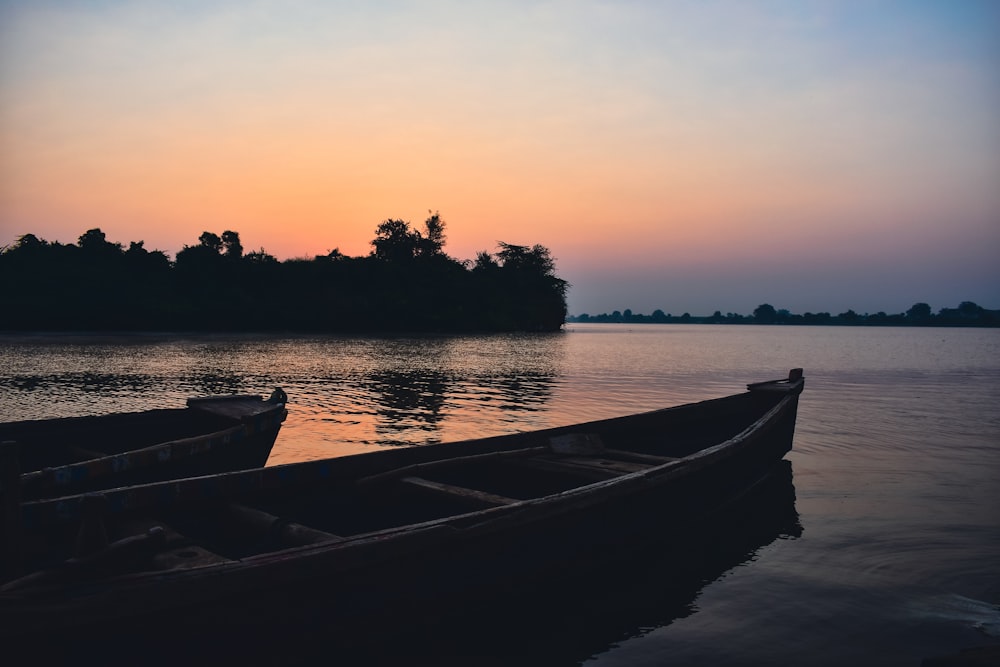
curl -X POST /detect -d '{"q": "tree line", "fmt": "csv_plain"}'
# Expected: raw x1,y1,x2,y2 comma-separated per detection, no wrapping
0,213,569,332
568,302,998,327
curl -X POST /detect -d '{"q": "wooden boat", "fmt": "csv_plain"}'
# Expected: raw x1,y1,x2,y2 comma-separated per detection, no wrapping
0,370,803,653
0,388,288,501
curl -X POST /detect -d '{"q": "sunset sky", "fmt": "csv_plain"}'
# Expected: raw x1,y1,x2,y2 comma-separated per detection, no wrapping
2,1,998,316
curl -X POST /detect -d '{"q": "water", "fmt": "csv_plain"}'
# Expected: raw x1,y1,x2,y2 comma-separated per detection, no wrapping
1,325,998,665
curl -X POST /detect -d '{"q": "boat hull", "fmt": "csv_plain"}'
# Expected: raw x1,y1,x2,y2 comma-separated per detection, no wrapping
0,373,802,651
2,393,287,499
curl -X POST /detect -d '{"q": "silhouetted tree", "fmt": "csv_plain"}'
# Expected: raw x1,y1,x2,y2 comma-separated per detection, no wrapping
473,251,499,272
371,219,419,262
78,228,122,255
419,211,446,257
753,303,777,323
0,220,571,332
245,248,278,264
906,302,932,323
958,301,983,317
838,309,860,323
198,232,223,253
221,231,243,259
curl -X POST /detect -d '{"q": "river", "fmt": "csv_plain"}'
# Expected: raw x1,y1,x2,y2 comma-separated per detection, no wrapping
1,324,998,666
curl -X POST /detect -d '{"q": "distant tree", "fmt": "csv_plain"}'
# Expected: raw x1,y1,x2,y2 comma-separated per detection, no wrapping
473,250,499,272
906,302,932,322
78,228,123,255
221,230,243,259
176,231,227,271
7,233,47,253
419,211,446,257
958,301,983,317
198,232,223,254
802,311,832,325
245,248,278,264
753,303,777,323
125,240,170,270
372,219,420,262
496,242,557,276
838,309,860,323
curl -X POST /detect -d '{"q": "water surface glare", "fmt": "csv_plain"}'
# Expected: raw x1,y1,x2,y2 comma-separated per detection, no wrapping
1,324,998,666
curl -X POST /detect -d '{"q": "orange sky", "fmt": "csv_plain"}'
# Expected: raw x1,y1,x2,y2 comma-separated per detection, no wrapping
2,1,998,315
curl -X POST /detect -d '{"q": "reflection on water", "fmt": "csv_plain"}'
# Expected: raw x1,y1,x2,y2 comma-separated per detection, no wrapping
0,332,567,460
1,371,155,394
359,460,802,666
369,369,449,442
188,371,246,395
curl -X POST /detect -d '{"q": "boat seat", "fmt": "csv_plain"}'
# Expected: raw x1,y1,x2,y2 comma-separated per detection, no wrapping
602,448,682,465
517,455,653,481
400,476,518,507
221,502,344,546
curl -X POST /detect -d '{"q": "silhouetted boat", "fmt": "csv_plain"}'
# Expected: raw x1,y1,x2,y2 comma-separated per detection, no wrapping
0,389,288,501
0,371,802,652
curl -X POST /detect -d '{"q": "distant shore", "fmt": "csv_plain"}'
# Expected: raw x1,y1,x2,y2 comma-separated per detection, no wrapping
567,302,998,327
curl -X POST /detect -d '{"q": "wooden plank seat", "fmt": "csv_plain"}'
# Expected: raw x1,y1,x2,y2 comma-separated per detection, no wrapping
516,455,655,481
547,434,682,466
219,503,344,547
355,446,548,487
601,448,683,465
400,476,518,508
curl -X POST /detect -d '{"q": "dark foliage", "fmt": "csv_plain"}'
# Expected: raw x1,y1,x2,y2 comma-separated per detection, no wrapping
0,215,569,333
569,301,999,327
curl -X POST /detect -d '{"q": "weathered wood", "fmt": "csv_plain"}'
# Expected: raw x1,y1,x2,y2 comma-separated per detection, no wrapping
222,502,343,546
356,446,548,487
517,455,653,480
549,433,605,455
602,448,682,465
401,476,519,507
748,368,803,390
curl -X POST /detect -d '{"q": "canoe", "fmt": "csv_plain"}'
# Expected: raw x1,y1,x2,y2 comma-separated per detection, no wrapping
0,388,288,501
0,370,803,651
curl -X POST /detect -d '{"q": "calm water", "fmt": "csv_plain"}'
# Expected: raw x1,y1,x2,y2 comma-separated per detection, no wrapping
1,325,999,666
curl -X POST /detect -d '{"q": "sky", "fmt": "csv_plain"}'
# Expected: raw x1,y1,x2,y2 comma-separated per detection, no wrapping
1,1,998,317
